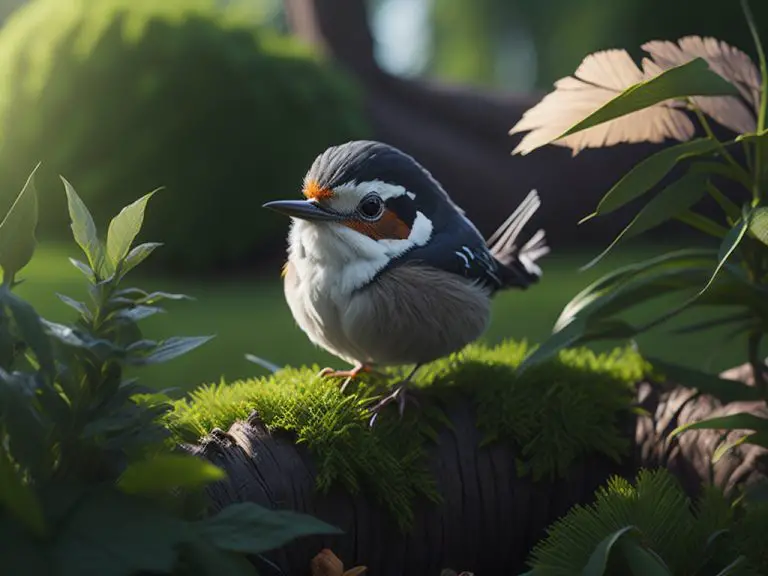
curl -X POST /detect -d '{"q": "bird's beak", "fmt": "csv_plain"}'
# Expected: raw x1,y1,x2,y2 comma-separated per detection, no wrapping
262,199,343,222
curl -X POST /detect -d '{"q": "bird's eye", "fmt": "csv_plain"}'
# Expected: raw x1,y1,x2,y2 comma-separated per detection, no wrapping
357,194,383,220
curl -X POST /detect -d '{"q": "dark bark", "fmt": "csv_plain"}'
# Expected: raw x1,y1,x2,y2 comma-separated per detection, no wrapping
183,365,767,576
281,0,742,250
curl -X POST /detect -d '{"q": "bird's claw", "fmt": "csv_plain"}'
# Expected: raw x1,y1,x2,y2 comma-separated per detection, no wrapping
367,382,419,427
318,364,385,393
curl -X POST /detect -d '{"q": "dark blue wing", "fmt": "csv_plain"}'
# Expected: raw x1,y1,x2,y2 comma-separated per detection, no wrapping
385,190,549,291
389,218,505,291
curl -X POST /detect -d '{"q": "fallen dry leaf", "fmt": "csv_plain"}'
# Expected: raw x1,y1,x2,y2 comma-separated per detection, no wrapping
509,49,694,155
311,548,367,576
643,35,760,134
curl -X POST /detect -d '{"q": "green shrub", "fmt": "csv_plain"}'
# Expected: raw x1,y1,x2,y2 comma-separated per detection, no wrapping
0,168,341,574
0,0,369,274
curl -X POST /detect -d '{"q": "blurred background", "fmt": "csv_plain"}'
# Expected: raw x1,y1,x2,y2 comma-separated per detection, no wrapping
0,0,764,394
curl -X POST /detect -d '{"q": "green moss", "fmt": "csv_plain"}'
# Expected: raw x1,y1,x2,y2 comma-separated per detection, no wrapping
166,339,649,529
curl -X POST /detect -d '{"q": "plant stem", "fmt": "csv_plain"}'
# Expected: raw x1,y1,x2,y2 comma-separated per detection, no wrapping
741,0,767,133
1,270,14,290
742,139,754,172
675,211,730,238
706,182,742,223
691,104,752,184
747,330,767,397
741,0,767,202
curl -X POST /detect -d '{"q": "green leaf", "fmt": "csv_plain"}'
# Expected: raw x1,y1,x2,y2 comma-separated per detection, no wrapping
558,58,738,141
672,312,755,336
618,539,673,576
567,267,712,325
107,190,158,267
0,369,48,476
52,488,191,576
112,305,165,323
557,250,718,330
581,139,719,223
195,502,342,555
56,293,91,319
583,171,709,269
68,257,95,282
706,182,745,223
0,443,45,537
675,210,730,238
712,434,750,464
137,290,193,305
670,412,768,439
744,429,768,449
698,206,752,297
647,357,762,404
748,206,768,246
129,335,214,366
119,242,162,277
582,525,640,576
4,291,55,375
61,176,109,278
517,317,635,374
118,454,226,495
0,163,40,277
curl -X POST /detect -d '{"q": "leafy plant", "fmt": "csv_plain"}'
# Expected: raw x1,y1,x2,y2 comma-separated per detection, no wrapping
0,167,340,575
522,468,767,576
510,0,768,464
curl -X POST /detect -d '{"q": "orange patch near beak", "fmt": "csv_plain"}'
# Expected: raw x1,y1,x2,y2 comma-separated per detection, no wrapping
343,209,411,241
303,179,334,201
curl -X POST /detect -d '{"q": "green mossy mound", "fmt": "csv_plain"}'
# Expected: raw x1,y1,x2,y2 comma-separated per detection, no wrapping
167,340,649,528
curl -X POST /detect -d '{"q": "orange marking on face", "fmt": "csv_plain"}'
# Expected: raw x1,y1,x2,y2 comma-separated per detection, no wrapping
303,179,334,201
343,208,411,240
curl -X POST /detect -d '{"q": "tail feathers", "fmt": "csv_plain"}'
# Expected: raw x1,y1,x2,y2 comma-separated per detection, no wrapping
487,189,550,289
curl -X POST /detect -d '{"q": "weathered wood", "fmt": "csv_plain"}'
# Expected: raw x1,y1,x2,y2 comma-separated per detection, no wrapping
182,366,767,576
635,365,768,499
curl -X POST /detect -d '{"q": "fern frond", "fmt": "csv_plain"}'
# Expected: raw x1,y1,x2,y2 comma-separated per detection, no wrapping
526,468,763,576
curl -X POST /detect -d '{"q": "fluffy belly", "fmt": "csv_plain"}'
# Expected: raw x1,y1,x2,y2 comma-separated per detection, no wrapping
285,261,492,367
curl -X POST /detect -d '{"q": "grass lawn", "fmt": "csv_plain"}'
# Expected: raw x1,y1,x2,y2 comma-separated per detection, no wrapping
9,241,755,396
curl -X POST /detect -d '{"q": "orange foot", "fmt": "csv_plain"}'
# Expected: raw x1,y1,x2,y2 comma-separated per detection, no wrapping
318,363,383,393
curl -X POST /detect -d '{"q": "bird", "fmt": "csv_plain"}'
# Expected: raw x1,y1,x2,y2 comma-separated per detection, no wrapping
263,140,549,424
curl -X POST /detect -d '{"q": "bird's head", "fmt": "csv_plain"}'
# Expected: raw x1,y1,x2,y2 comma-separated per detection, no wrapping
263,141,462,271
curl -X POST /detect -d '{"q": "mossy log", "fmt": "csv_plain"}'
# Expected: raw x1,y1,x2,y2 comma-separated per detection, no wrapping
180,362,767,576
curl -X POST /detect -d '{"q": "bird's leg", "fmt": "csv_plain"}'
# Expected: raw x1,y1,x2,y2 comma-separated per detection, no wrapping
318,363,382,393
368,364,422,427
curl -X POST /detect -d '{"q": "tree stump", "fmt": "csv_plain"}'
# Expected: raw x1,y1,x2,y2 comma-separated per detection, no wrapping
182,363,767,576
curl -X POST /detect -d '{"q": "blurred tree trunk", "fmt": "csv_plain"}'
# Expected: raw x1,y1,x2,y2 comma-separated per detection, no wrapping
186,366,767,576
282,0,681,250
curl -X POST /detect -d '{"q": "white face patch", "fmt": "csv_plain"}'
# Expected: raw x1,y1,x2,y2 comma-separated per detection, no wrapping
287,178,436,297
325,179,410,214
